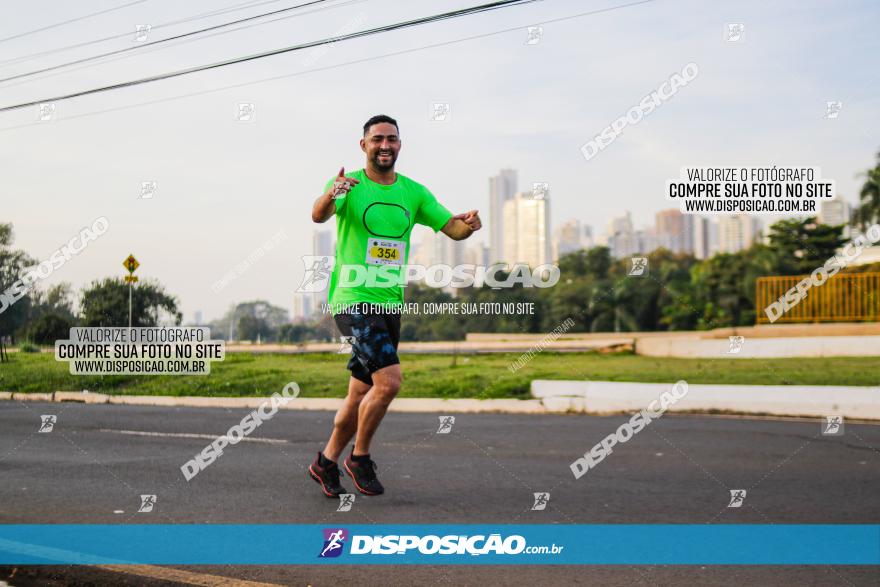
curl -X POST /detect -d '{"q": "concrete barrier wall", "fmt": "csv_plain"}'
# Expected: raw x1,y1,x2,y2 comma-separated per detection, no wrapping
467,322,880,343
635,335,880,358
465,331,698,342
532,380,880,419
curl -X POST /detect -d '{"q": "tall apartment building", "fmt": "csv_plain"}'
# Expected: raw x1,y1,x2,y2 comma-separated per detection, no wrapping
502,191,551,267
818,199,851,227
552,219,592,261
310,229,335,315
488,169,518,264
692,215,710,259
717,215,760,253
655,208,694,254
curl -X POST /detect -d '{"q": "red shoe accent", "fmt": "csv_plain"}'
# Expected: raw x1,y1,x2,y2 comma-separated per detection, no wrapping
343,459,382,496
309,464,339,498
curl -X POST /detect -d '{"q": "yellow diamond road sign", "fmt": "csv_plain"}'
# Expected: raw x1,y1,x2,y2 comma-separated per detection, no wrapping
123,254,139,274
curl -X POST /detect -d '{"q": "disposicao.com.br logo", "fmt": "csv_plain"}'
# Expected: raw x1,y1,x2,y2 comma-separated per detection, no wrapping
318,528,563,557
319,528,348,558
296,256,560,292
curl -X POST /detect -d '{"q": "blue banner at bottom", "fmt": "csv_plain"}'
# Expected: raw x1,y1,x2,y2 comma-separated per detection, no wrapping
0,525,877,565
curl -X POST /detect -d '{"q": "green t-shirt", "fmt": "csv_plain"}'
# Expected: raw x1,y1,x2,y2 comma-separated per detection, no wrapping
323,169,452,312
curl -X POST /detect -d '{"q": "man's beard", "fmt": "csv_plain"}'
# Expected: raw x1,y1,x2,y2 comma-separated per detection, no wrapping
372,151,397,170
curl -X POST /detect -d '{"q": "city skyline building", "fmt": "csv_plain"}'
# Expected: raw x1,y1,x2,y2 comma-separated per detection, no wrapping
502,191,551,268
488,169,518,264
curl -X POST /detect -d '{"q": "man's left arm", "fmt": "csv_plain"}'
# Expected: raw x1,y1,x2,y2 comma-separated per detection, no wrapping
413,184,481,240
441,210,482,241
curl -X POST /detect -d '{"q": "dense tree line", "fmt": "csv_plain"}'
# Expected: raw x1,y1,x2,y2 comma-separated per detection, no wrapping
399,216,880,340
0,224,183,344
2,216,878,345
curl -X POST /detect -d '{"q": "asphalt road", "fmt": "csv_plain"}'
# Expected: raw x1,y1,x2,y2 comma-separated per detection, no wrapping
0,401,877,586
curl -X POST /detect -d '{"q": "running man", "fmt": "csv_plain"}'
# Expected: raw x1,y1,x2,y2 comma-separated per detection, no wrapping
308,114,481,497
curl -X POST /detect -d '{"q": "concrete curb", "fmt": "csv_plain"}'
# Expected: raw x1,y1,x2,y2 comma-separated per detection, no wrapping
532,380,880,419
388,398,545,413
4,381,878,419
11,392,54,402
55,391,109,404
0,392,546,414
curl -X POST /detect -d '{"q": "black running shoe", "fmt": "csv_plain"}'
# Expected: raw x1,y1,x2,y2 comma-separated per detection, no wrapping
343,454,384,495
309,452,347,498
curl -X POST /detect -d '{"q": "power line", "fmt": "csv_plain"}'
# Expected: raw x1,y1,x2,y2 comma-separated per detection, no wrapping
0,0,333,83
0,0,655,129
0,0,151,44
0,0,369,92
0,0,542,113
0,0,295,69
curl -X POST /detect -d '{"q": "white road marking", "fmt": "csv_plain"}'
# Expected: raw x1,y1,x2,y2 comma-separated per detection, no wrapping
98,429,289,444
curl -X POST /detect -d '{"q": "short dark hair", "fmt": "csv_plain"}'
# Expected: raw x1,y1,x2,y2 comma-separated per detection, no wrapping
363,114,399,136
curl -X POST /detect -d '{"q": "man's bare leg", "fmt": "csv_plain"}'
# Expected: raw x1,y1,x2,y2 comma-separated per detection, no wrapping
323,376,371,462
353,364,401,456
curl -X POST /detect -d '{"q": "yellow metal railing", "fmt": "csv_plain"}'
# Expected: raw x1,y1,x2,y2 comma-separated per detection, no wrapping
756,272,880,323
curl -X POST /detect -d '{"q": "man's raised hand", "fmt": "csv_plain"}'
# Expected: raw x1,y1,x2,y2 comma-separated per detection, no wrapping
331,166,359,199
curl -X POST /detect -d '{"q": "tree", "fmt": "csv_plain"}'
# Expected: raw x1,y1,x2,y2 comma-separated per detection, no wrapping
237,314,271,341
80,278,181,327
670,252,754,329
854,149,880,228
278,323,311,343
542,274,594,332
210,300,290,341
0,223,80,341
543,247,614,332
399,284,465,341
641,248,695,331
23,313,74,344
557,246,613,279
27,283,76,327
766,217,846,275
40,283,76,320
0,223,38,339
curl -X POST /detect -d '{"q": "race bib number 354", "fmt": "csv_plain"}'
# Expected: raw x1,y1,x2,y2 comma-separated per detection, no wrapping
365,239,406,266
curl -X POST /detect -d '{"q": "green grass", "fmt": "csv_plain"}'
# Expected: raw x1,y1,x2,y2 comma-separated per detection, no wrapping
0,351,877,399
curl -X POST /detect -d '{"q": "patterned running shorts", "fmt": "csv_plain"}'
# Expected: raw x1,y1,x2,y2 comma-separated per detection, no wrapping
333,306,401,385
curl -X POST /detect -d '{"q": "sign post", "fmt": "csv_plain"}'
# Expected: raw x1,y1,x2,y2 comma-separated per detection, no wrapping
123,254,139,329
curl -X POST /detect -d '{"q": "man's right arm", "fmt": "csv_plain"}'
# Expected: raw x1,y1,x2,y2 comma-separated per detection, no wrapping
311,188,336,223
312,166,359,223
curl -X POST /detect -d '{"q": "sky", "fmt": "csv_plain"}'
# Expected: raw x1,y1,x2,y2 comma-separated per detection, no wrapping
1,0,878,322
